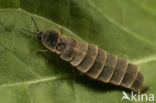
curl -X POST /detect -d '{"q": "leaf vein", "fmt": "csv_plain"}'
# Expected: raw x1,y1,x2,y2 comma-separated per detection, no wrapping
0,75,70,88
0,41,41,78
131,0,156,17
88,0,154,46
132,55,156,65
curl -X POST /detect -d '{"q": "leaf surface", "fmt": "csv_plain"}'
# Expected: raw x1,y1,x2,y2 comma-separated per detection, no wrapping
0,0,156,103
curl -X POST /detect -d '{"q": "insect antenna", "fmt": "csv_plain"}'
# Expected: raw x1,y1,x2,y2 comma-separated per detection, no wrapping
31,16,39,32
23,17,40,35
22,28,38,34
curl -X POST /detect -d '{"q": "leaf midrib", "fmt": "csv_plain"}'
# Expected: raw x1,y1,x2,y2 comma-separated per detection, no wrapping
0,74,71,88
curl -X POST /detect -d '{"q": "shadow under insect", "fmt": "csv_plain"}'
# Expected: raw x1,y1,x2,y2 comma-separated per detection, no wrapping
37,51,134,93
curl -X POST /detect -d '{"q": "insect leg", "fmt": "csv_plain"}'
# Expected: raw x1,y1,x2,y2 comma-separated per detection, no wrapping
36,49,49,54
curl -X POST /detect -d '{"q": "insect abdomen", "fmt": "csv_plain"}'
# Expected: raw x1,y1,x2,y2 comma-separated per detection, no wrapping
56,35,144,92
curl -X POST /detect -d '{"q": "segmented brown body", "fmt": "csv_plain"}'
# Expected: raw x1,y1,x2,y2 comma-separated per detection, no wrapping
41,30,144,92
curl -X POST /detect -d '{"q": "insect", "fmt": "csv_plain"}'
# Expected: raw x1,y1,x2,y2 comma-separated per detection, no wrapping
24,17,145,92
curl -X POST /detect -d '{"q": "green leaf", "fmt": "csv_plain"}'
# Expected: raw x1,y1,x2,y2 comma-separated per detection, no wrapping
0,0,156,103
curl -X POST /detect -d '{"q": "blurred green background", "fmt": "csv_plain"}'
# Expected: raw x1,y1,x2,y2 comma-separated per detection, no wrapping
0,0,156,103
